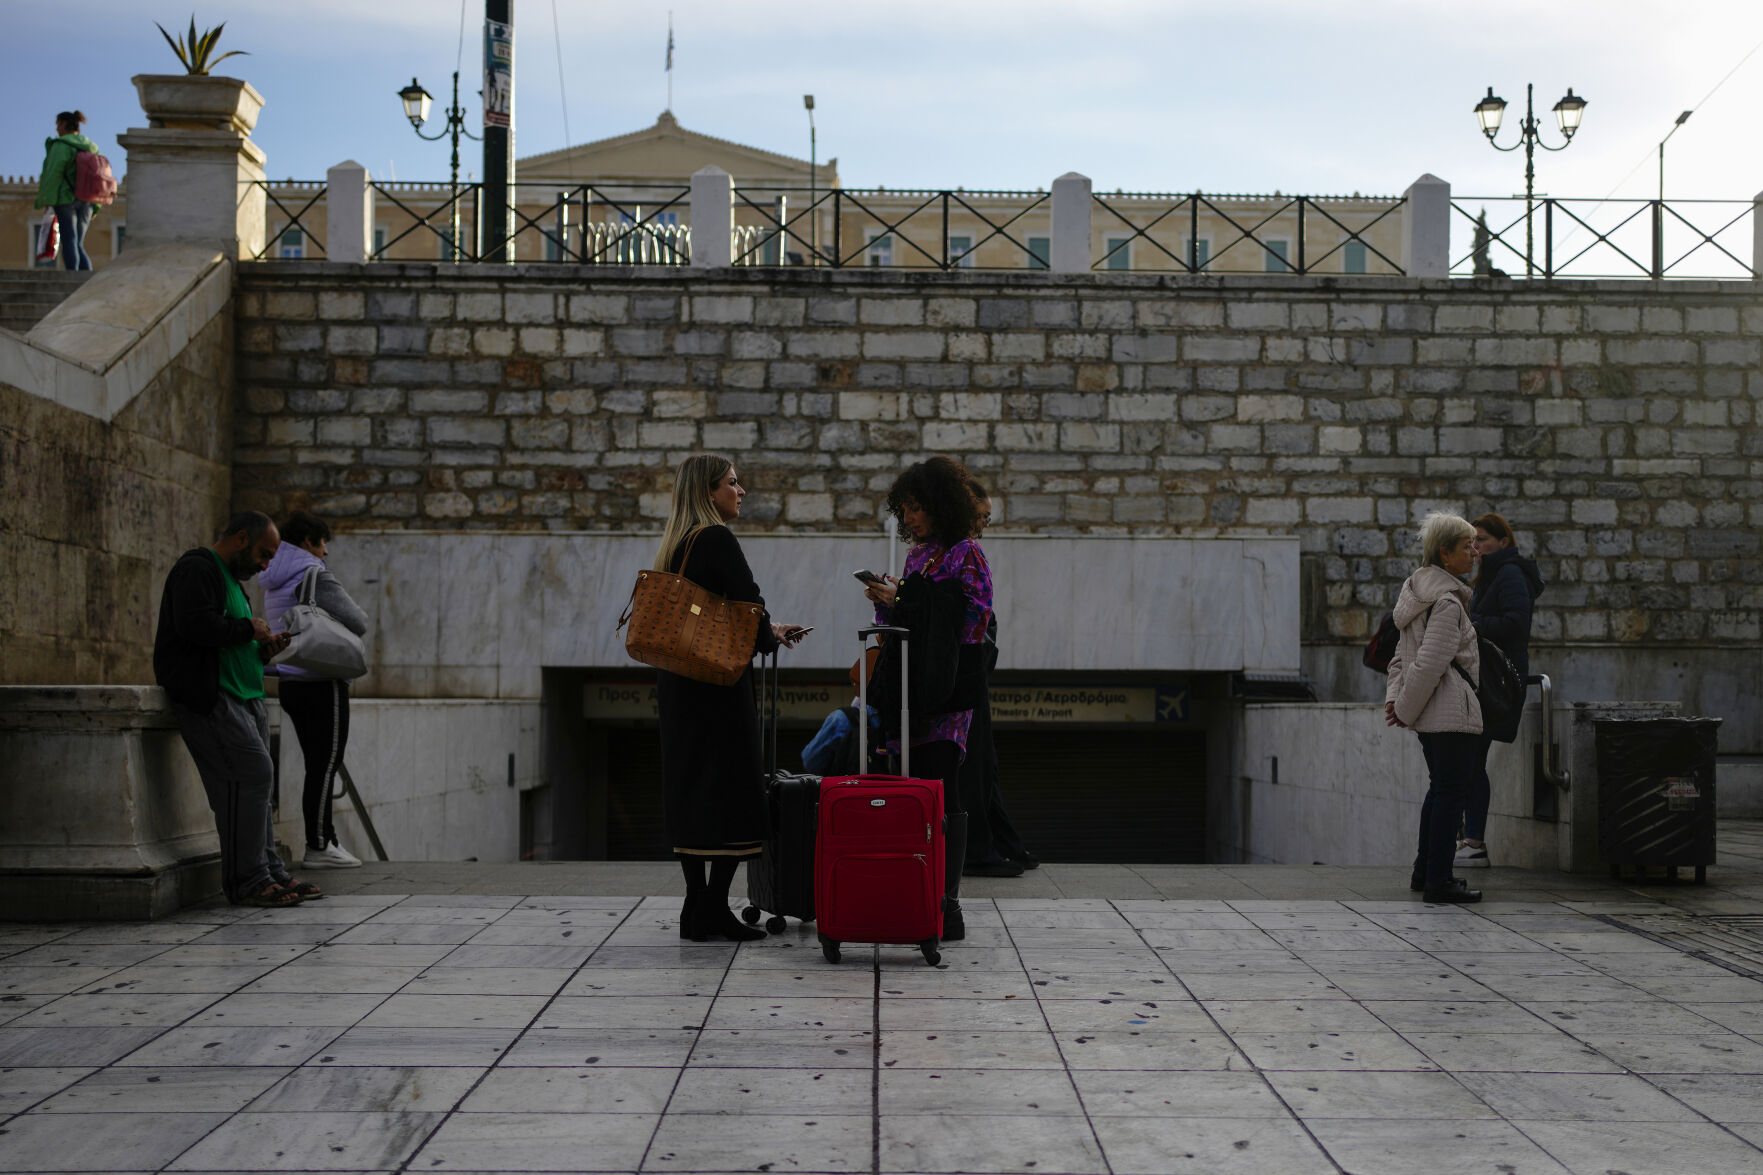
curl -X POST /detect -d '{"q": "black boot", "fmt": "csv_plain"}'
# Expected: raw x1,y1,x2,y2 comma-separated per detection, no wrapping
942,811,969,942
678,855,709,941
702,856,765,941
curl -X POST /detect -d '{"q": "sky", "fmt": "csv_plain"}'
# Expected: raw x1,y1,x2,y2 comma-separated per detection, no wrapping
5,0,1761,209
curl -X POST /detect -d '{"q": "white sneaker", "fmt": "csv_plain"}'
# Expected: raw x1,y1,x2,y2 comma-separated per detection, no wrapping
301,842,363,869
1454,841,1490,868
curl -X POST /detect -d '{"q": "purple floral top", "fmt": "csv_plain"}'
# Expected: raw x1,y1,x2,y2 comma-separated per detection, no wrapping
875,538,994,758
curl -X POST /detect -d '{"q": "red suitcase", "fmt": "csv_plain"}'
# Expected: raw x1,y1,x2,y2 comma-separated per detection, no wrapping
815,625,946,966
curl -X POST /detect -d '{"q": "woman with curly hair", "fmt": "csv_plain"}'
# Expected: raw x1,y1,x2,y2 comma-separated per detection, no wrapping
860,456,992,940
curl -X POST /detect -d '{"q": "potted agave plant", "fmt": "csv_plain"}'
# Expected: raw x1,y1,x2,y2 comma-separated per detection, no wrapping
133,17,263,134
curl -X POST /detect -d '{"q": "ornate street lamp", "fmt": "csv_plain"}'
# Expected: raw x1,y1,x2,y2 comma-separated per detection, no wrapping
398,73,479,262
1474,83,1587,276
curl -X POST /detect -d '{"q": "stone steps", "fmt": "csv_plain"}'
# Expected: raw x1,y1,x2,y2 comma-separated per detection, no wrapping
0,270,90,334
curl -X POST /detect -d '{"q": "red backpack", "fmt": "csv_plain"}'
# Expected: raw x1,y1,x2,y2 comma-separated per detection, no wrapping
1362,610,1399,673
75,151,117,206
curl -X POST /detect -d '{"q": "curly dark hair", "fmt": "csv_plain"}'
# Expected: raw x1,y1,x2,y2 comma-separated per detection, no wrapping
885,456,979,547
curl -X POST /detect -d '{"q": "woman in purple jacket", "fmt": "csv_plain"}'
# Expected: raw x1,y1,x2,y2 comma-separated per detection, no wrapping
262,512,370,869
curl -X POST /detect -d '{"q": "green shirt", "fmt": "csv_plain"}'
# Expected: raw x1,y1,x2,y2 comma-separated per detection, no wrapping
208,549,265,702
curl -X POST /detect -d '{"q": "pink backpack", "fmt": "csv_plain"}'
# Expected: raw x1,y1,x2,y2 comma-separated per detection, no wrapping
75,151,117,206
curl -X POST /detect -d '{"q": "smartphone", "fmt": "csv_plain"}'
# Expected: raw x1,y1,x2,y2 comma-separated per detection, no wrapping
852,569,886,585
784,626,814,639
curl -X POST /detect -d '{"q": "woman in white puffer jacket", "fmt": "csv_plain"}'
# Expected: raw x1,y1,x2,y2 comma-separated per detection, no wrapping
1384,512,1484,904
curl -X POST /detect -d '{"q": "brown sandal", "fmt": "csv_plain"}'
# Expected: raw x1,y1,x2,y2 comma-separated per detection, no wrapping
241,883,303,908
284,880,325,900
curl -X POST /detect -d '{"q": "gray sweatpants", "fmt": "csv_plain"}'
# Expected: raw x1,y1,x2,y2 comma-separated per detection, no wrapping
175,693,291,902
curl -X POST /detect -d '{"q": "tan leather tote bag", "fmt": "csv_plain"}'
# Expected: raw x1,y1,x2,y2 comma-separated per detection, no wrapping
616,528,764,687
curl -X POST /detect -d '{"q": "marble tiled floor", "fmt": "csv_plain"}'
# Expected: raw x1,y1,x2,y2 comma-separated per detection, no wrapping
5,886,1763,1174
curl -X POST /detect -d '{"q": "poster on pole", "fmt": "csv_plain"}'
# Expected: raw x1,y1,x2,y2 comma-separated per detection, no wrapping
483,19,512,129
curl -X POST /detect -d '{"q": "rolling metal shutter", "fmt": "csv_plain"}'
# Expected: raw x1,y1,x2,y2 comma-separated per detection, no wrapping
992,729,1207,863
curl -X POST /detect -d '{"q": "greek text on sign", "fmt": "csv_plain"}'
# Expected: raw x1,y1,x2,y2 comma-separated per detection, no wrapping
990,685,1187,724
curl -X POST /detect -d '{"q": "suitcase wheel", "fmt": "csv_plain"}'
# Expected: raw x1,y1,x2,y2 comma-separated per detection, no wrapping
741,906,761,925
919,939,941,967
765,915,787,934
818,933,841,964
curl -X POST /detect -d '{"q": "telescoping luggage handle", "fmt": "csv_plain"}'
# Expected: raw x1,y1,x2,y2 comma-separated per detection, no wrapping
857,625,910,779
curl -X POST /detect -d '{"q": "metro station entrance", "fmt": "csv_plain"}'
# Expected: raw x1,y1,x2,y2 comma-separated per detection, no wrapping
550,672,1215,864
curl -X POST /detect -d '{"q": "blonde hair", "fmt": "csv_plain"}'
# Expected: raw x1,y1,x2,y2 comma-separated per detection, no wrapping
654,453,733,570
1418,511,1475,568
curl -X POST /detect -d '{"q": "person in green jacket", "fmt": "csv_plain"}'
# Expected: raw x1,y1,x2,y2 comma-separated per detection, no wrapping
35,110,98,270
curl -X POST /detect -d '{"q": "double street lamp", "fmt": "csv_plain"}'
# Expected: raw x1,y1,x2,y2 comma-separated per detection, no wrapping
1474,83,1587,276
398,73,479,262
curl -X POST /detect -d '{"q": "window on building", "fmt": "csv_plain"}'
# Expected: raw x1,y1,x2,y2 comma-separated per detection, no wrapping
1183,236,1210,271
277,228,305,259
372,225,386,258
761,230,782,266
1026,235,1050,270
112,223,127,256
1103,235,1132,270
543,229,567,262
947,234,975,269
438,229,458,260
1343,239,1367,274
1264,238,1290,272
866,229,893,267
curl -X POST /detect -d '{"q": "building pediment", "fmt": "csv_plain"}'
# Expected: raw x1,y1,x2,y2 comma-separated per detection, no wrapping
521,110,837,187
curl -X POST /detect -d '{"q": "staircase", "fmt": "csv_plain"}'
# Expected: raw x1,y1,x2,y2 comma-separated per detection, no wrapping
0,270,91,334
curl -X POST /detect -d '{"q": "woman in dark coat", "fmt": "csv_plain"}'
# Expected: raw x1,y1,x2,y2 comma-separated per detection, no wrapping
1459,512,1545,870
861,456,993,940
655,453,804,941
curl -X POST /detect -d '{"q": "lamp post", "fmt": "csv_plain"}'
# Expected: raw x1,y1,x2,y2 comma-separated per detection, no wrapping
804,94,816,264
1474,83,1587,276
399,72,479,262
1659,110,1692,202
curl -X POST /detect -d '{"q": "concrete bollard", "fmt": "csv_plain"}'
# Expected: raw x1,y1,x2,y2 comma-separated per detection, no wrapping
1050,172,1092,274
1401,173,1451,278
690,165,733,268
326,160,373,264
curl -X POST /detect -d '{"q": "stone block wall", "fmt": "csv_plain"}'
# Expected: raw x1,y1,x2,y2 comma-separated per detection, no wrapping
232,264,1762,669
1,311,234,683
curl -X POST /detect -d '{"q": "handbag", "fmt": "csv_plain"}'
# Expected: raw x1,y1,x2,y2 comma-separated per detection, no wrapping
34,211,59,264
617,528,764,687
269,565,368,680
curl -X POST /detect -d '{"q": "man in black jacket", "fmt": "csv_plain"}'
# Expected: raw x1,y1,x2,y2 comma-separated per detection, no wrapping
154,511,309,907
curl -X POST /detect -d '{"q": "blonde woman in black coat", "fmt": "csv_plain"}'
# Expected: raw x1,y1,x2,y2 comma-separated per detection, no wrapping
654,453,804,941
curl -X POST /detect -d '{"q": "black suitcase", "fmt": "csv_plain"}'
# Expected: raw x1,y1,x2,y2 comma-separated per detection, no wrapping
743,650,818,933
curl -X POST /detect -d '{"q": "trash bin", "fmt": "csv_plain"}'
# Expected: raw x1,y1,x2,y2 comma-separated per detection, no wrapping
1596,716,1721,884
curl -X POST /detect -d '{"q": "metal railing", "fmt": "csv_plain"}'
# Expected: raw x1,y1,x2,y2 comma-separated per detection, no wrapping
250,180,328,260
732,186,1051,269
1091,191,1404,274
1451,196,1755,280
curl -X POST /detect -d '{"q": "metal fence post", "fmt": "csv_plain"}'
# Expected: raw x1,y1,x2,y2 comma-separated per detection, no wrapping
690,166,733,268
1753,191,1763,280
326,160,373,264
1400,173,1450,278
1051,171,1093,274
1652,199,1664,280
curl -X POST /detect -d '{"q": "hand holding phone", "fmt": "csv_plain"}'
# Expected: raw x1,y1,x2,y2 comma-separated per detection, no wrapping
852,569,886,585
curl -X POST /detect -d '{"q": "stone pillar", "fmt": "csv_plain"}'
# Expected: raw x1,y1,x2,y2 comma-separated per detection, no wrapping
1753,190,1763,280
1401,173,1451,278
0,686,221,920
690,166,734,268
1050,171,1092,274
116,74,267,261
327,160,374,264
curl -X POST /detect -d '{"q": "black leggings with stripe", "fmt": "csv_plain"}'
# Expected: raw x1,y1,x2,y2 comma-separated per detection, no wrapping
279,678,350,851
